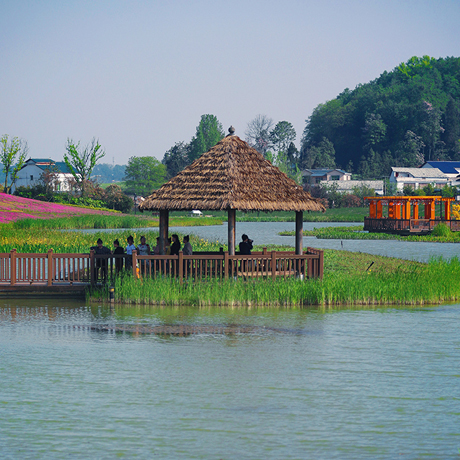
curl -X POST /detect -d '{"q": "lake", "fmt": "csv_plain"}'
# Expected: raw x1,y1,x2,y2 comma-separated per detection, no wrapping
1,298,460,459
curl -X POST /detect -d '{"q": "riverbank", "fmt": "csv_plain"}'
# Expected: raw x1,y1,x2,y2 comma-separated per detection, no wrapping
88,251,460,307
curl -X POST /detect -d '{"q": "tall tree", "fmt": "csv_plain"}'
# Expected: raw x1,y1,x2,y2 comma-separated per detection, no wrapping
162,142,191,178
189,114,224,162
64,138,105,196
245,114,274,157
442,97,460,159
1,135,28,193
269,121,296,154
124,156,167,196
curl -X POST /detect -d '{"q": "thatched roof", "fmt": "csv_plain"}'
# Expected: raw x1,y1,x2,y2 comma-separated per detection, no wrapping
140,134,325,212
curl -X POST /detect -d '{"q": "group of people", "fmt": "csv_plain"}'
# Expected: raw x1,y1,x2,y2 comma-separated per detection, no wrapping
91,234,193,280
91,233,253,281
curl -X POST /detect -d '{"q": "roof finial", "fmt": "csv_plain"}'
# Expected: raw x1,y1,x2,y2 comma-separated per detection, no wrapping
227,126,235,136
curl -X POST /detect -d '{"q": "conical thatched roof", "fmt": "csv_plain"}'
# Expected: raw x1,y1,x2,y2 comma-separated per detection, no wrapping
140,134,325,212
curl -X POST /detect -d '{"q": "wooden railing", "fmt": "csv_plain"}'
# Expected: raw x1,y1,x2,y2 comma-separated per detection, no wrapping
364,217,460,234
0,247,324,286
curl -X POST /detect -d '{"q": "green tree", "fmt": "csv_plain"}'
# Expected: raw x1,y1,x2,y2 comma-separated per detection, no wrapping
189,114,224,162
269,121,296,154
442,97,460,159
64,138,105,196
162,142,191,178
1,135,28,193
124,156,167,196
304,137,336,169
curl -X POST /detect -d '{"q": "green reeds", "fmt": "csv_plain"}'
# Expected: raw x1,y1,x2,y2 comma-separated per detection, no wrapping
88,257,460,307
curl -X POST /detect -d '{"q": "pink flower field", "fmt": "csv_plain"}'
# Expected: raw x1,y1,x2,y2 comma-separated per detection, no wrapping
0,193,116,223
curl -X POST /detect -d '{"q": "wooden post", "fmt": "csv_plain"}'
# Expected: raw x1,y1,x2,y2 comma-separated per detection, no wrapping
10,249,16,286
228,209,236,256
295,211,303,255
90,249,95,286
132,250,138,277
159,210,169,255
47,248,53,286
271,251,276,281
224,251,229,279
178,250,183,282
445,200,451,221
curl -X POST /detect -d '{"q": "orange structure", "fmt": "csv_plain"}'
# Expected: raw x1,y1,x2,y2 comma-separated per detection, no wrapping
364,196,459,234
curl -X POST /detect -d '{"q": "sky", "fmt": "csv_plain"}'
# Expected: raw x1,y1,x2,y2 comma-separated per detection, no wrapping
1,0,460,165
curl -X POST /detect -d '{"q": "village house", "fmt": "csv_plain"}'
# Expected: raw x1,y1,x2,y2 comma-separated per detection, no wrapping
11,158,75,193
389,167,448,191
421,161,460,185
302,168,351,185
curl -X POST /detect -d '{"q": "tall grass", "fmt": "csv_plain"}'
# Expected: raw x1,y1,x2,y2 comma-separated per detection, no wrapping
89,257,460,306
8,214,223,230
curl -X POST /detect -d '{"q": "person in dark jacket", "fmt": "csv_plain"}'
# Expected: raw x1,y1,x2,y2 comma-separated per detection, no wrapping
113,239,124,273
91,238,112,281
170,234,181,255
239,234,253,255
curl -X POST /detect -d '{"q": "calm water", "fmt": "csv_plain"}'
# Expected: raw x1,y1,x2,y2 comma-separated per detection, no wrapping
1,299,460,459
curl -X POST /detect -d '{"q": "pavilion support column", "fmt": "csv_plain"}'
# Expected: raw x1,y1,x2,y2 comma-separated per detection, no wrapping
295,211,303,255
228,209,236,256
159,210,169,255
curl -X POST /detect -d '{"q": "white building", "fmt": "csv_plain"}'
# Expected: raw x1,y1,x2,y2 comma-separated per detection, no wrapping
11,158,76,193
320,179,385,195
389,167,448,191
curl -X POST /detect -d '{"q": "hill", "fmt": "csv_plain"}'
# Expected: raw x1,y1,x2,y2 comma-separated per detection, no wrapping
0,193,117,223
300,56,460,178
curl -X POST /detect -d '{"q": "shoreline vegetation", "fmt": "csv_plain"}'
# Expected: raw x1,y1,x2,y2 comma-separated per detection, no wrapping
2,212,460,307
279,222,460,243
88,255,460,307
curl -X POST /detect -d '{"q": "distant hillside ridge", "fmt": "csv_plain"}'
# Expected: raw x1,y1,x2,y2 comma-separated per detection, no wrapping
300,56,460,179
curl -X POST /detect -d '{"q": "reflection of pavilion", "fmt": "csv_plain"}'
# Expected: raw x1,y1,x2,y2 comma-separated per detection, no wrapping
364,195,460,235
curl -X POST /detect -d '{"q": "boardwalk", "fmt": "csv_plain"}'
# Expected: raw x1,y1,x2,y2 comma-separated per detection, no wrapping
0,248,323,294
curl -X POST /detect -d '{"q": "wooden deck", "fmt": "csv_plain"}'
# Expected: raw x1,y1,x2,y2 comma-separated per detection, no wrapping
0,247,324,295
364,217,460,235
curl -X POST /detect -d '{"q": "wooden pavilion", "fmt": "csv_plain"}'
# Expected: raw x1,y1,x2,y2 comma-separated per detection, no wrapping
139,127,325,255
364,195,460,234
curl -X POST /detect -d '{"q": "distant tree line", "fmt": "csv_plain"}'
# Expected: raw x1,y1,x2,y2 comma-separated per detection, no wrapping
300,56,460,179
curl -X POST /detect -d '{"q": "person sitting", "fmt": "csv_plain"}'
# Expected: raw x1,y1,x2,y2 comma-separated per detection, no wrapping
90,238,111,282
170,234,181,255
239,234,253,255
113,239,124,273
125,235,136,271
137,236,151,274
183,235,193,255
153,237,160,255
182,235,193,275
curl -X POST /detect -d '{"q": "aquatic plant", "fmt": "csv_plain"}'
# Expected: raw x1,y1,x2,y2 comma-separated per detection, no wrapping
88,257,460,306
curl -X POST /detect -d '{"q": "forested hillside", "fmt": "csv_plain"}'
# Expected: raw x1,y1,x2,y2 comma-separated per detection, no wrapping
300,56,460,178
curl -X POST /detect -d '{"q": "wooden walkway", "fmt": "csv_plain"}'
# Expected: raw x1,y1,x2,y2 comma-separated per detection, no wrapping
0,247,323,296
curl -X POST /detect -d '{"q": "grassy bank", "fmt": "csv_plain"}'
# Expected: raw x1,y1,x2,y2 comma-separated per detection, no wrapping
5,214,223,231
280,223,460,243
88,256,459,307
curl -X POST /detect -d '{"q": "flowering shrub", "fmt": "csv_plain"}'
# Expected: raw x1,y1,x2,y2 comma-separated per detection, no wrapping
0,193,117,223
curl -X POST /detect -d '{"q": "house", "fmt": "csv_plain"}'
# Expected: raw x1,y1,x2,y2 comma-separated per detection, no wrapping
389,167,448,191
302,169,352,185
11,158,75,193
421,161,460,184
320,179,385,195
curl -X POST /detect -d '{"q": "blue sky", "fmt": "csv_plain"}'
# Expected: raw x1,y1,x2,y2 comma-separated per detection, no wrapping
1,0,459,164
